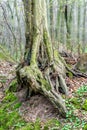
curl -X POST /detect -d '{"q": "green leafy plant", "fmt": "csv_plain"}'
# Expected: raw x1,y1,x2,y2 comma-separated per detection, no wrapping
77,85,87,96
64,98,86,130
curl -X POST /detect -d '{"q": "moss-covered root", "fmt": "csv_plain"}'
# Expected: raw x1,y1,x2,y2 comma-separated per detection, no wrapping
19,66,67,117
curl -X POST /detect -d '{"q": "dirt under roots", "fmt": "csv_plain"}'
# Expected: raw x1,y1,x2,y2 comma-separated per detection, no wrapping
17,90,61,123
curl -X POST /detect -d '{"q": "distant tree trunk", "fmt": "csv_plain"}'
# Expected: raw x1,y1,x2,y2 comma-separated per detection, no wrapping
82,1,86,53
64,3,72,51
16,0,68,117
77,4,80,55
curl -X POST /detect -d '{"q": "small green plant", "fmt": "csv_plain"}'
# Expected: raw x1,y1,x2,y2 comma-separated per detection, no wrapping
70,97,82,109
82,99,87,111
62,124,72,130
77,85,87,96
64,98,86,130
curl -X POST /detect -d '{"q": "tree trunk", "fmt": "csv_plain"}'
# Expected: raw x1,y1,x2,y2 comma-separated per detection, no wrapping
16,0,68,117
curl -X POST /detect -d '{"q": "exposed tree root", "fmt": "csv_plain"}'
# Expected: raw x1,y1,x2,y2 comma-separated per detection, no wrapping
58,53,87,78
17,0,69,118
17,64,68,117
70,68,87,78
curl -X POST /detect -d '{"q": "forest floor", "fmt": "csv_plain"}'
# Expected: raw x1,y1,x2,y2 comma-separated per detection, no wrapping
0,58,87,130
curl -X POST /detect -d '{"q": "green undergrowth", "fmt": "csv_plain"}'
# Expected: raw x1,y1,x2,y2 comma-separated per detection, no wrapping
0,80,61,130
1,79,87,130
62,85,87,130
0,90,61,130
0,92,26,130
21,119,60,130
77,85,87,96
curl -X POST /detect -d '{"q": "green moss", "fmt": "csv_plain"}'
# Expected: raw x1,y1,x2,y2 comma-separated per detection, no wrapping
0,109,25,130
21,66,51,91
21,119,60,130
0,92,26,130
3,92,17,103
13,102,22,109
21,120,41,130
67,71,73,78
0,52,6,60
9,79,18,92
84,124,87,130
54,49,59,59
43,30,53,61
82,99,87,111
40,79,51,91
70,97,81,109
0,127,4,130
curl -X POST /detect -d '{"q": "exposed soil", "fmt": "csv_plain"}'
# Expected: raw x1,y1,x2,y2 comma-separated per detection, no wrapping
19,94,60,122
0,60,16,102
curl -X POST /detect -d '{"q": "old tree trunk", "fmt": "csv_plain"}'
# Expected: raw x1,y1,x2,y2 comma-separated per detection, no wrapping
16,0,69,117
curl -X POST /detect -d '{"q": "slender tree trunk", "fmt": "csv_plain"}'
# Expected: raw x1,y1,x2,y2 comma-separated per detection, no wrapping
64,3,72,51
16,0,68,117
82,1,86,52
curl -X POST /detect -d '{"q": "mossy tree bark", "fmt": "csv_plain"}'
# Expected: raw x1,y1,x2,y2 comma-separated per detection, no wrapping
17,0,69,117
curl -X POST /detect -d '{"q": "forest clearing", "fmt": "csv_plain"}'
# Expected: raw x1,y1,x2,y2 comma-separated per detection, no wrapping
0,0,87,130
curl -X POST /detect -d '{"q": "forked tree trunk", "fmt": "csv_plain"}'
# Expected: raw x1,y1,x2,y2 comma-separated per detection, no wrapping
16,0,68,117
